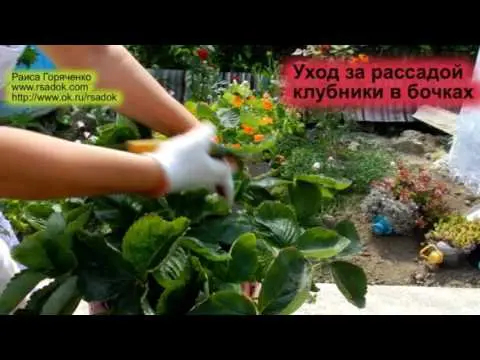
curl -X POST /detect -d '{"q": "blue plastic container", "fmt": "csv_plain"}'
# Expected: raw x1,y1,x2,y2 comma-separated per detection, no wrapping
372,215,394,235
0,45,56,118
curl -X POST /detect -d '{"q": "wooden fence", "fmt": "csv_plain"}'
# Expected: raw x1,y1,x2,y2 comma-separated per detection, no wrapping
149,68,416,123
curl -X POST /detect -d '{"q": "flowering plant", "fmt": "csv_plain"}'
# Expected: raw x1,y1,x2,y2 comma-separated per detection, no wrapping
292,45,368,63
170,45,219,102
371,161,450,228
185,81,302,154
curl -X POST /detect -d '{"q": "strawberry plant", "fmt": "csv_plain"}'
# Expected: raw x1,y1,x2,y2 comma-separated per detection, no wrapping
0,120,366,315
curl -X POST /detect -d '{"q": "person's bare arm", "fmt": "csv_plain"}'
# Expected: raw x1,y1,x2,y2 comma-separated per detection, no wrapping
0,126,165,200
38,45,200,136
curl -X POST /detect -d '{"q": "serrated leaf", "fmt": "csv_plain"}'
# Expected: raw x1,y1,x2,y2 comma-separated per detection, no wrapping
187,214,254,247
254,201,301,248
190,291,257,315
217,108,240,128
41,276,80,315
156,258,206,315
329,261,367,308
180,237,230,262
12,231,53,273
153,246,189,287
122,215,190,276
0,270,46,314
255,239,277,280
226,233,258,282
295,174,352,190
258,247,309,315
75,234,137,302
23,279,61,314
335,220,362,257
296,227,350,260
288,181,322,221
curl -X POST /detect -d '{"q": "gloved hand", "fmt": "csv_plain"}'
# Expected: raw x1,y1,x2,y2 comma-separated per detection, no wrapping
147,123,235,205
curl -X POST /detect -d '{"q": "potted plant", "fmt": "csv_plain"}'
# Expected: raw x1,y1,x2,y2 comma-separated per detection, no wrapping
363,162,449,240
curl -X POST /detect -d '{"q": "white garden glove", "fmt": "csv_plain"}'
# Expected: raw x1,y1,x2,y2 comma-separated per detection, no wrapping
147,123,235,205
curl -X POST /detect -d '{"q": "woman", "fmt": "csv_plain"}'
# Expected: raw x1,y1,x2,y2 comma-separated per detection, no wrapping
0,45,235,313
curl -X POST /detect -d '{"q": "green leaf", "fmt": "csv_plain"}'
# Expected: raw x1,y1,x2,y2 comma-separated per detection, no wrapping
295,174,352,190
95,123,139,147
217,108,240,128
116,114,141,138
190,291,257,315
12,231,53,273
197,102,219,124
122,215,190,276
249,177,292,189
187,214,255,247
239,112,259,127
0,270,46,314
258,247,310,315
335,220,362,257
23,202,55,222
153,246,189,288
41,276,81,315
75,234,137,302
156,258,206,315
185,100,197,113
288,181,322,220
255,239,277,280
166,190,229,224
65,206,92,234
296,227,351,260
45,212,66,240
23,279,62,314
320,187,334,200
329,261,367,308
180,237,230,262
226,233,258,282
254,201,301,248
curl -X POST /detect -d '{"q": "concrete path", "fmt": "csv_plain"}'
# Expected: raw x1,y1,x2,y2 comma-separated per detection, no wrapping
72,283,480,315
295,283,480,315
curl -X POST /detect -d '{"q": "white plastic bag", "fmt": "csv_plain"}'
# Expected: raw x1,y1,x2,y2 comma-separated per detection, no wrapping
0,236,20,296
0,45,26,92
448,47,480,194
0,212,22,295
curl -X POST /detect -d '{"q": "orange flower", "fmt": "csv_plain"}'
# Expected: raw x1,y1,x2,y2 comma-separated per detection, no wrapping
230,143,241,149
241,124,255,135
358,54,369,63
253,134,265,142
232,95,243,108
260,116,273,125
262,99,273,111
350,57,358,64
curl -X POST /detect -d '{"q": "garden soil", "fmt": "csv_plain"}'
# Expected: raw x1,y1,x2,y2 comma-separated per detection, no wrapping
313,130,480,288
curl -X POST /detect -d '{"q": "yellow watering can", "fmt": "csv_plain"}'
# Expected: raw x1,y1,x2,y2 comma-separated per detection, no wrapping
419,244,444,265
